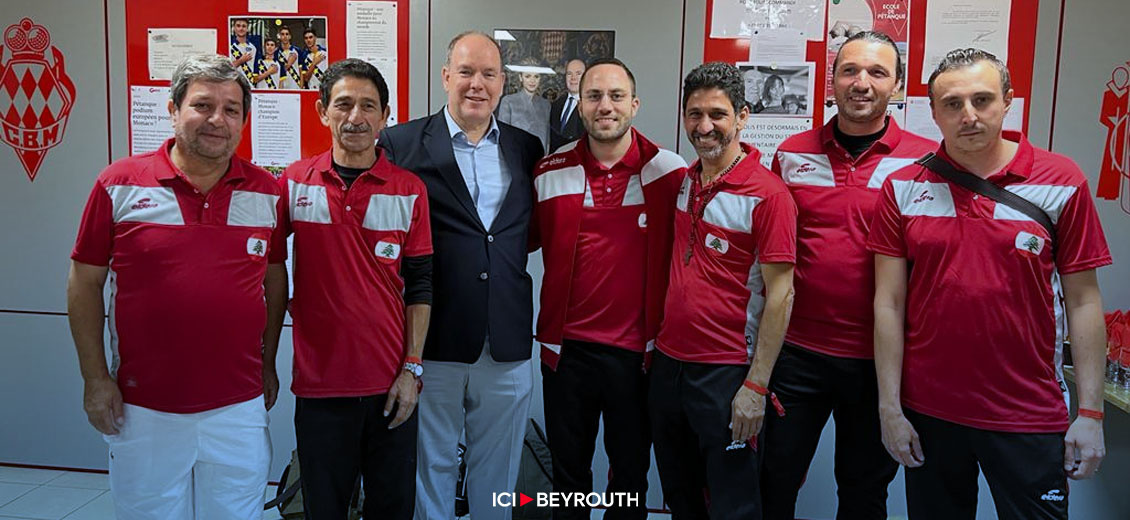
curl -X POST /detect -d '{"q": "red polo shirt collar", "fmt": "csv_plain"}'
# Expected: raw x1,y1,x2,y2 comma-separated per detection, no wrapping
154,138,248,185
935,130,1034,182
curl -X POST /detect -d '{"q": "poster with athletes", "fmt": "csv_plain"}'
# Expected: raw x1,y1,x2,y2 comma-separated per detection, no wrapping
824,0,909,102
227,16,328,91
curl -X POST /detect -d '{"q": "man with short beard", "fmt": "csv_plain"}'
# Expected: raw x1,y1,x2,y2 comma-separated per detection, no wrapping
761,31,935,520
650,62,796,519
278,59,432,519
530,57,686,520
68,54,285,520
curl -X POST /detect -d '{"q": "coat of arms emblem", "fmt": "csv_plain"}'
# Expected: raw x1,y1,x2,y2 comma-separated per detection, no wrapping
0,18,76,181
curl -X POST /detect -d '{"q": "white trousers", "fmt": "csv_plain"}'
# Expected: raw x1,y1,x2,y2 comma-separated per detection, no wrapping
104,395,271,520
415,345,533,520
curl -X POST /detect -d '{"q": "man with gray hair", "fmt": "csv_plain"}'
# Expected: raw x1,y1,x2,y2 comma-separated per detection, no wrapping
870,48,1110,518
379,31,543,520
68,54,286,520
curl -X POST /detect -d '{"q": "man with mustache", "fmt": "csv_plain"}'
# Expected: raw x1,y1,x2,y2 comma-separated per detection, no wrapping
761,31,935,520
531,57,686,519
68,54,285,519
278,59,432,519
870,48,1110,518
378,31,543,520
650,62,797,519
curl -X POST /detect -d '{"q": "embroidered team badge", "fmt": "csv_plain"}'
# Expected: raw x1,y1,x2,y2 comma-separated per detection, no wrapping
375,240,401,263
1015,231,1045,256
247,234,268,260
705,232,729,254
0,18,76,181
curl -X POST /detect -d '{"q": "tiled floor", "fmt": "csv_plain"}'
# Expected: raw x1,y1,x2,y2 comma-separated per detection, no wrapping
0,466,282,520
0,466,671,519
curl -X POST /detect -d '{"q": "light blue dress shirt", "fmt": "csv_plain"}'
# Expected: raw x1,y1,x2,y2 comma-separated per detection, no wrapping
444,106,511,230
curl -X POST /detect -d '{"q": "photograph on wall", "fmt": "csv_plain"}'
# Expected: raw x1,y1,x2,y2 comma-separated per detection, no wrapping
824,0,909,101
493,29,615,152
738,62,815,118
228,16,328,91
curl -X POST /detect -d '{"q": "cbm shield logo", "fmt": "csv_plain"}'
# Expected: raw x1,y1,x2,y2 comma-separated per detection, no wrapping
0,18,76,182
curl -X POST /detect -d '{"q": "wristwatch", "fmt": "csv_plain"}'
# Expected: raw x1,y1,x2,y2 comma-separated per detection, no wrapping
403,356,424,378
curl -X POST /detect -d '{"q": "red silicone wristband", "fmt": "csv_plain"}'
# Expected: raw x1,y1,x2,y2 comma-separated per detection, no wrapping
1078,408,1104,420
404,356,422,364
742,380,769,395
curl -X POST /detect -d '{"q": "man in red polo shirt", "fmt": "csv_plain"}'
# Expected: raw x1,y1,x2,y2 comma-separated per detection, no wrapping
761,31,936,520
531,57,685,519
279,59,431,519
650,62,797,519
68,54,286,520
870,48,1110,519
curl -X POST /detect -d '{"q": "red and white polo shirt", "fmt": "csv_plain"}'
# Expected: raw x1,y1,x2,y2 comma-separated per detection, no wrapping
280,150,432,398
774,117,935,359
867,131,1112,432
71,138,284,414
657,143,798,365
532,129,686,368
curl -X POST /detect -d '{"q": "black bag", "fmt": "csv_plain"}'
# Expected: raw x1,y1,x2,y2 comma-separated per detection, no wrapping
513,419,554,520
915,152,1056,249
265,449,363,520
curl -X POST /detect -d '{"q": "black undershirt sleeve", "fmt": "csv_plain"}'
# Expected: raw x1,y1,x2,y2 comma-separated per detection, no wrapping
400,254,433,305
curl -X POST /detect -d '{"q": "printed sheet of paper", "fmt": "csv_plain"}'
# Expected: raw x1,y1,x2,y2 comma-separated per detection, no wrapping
248,0,298,12
347,1,397,60
712,0,825,40
825,0,909,101
130,86,173,155
347,1,398,125
741,117,813,167
749,28,808,63
251,93,301,168
905,96,942,141
147,28,217,81
922,0,1010,83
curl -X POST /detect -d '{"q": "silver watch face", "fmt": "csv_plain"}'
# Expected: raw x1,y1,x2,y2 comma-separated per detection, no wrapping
405,363,423,378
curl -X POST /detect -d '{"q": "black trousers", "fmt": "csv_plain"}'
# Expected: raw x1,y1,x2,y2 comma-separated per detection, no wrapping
649,351,761,520
542,339,650,520
294,394,417,520
760,344,897,520
904,409,1069,520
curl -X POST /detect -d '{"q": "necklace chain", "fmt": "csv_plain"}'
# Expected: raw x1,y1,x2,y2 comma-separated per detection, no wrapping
684,152,745,265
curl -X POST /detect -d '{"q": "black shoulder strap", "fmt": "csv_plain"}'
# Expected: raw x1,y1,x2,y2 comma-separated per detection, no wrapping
915,153,1056,245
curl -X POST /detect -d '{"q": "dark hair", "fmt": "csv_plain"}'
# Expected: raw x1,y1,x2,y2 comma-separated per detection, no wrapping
263,38,277,47
445,31,503,67
319,58,391,111
579,57,637,96
304,28,317,38
761,74,784,99
682,62,746,112
171,54,252,116
927,48,1012,101
231,18,249,26
833,30,905,84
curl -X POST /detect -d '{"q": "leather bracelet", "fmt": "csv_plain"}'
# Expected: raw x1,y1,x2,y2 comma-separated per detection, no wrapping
742,379,769,396
1078,408,1104,420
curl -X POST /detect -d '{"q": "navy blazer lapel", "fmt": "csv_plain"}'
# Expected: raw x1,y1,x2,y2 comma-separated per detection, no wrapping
423,112,484,229
492,126,527,232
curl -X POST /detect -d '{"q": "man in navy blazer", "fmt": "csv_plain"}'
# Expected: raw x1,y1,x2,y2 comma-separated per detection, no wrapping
378,31,543,520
